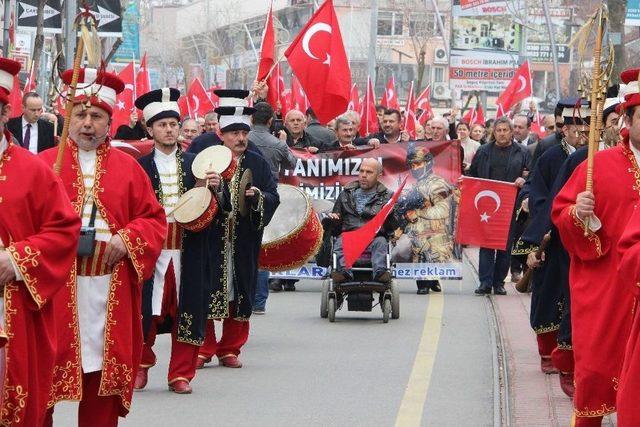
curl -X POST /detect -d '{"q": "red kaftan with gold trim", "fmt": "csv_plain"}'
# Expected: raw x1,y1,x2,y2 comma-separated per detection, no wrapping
0,136,81,426
552,142,638,419
40,139,166,416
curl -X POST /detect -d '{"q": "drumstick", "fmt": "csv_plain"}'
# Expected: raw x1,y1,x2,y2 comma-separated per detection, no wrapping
167,195,194,216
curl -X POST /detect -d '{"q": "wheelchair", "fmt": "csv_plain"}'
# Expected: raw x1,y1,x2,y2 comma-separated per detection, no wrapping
320,247,400,323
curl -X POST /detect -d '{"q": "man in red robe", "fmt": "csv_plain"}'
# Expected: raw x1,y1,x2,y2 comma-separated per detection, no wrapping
609,70,640,427
40,68,166,426
552,71,639,426
0,58,81,426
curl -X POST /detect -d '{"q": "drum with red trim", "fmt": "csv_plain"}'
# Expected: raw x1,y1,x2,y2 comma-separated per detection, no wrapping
259,184,323,272
192,145,238,181
173,187,218,232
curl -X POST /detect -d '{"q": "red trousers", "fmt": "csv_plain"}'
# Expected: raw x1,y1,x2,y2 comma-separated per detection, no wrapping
198,312,250,361
141,316,200,383
45,371,121,427
536,330,559,357
552,347,575,373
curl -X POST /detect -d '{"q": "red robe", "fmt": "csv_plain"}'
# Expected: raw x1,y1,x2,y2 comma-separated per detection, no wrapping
614,201,640,426
40,139,166,415
0,135,81,426
552,142,637,419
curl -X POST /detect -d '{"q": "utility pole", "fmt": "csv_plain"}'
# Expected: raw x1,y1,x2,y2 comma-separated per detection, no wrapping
64,0,77,69
607,0,626,84
428,0,449,58
3,0,11,57
542,0,561,101
367,0,377,84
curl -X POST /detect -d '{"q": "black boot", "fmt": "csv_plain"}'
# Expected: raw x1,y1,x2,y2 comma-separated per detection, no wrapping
428,280,442,292
269,279,283,292
474,284,492,295
493,284,507,295
416,280,429,295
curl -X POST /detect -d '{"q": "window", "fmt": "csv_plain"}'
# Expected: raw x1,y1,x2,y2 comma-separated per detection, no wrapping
409,13,436,37
377,11,403,36
433,66,445,83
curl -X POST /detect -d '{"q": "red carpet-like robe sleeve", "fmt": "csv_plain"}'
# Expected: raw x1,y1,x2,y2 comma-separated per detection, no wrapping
551,144,637,418
0,141,80,426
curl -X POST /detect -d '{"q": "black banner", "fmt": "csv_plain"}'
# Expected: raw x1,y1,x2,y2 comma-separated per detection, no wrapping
80,0,122,36
17,0,62,33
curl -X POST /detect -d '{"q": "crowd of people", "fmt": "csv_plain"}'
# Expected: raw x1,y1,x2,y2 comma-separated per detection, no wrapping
3,48,640,427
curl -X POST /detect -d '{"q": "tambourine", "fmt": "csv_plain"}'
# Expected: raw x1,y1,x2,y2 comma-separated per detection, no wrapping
173,187,218,232
192,145,237,181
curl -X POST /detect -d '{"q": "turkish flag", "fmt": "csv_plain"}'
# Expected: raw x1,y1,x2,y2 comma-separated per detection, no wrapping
284,0,350,123
208,85,221,108
257,2,279,109
347,83,360,112
455,177,518,250
271,64,288,115
415,85,434,125
110,62,136,135
360,75,379,136
530,110,545,138
8,75,22,118
23,66,36,93
495,61,532,118
136,53,151,98
177,95,190,118
342,176,408,269
290,75,309,112
462,102,485,126
403,81,417,139
381,76,399,110
187,77,215,118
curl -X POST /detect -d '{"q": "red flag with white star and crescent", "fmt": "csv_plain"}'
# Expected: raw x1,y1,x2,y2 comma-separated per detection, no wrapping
455,177,518,250
110,62,136,135
284,0,350,123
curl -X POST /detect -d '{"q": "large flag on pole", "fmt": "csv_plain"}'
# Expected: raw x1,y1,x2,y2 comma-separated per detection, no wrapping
186,78,216,118
284,0,350,123
360,75,379,136
495,61,532,118
257,1,278,109
347,83,360,112
403,81,417,139
381,76,399,110
136,53,151,98
111,61,136,134
415,85,434,125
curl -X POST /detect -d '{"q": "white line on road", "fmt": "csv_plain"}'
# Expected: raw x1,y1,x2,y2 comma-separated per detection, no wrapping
394,292,444,427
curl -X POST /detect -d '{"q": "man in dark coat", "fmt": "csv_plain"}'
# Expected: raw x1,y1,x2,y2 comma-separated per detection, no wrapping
468,116,531,295
6,91,55,152
196,89,279,369
512,99,590,397
133,88,218,394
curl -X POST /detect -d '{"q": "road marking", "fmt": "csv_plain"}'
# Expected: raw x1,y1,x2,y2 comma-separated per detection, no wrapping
394,293,444,427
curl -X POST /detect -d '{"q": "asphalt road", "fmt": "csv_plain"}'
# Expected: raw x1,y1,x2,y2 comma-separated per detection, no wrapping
53,262,495,426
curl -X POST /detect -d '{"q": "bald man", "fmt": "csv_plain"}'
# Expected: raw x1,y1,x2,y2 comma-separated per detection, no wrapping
329,158,398,283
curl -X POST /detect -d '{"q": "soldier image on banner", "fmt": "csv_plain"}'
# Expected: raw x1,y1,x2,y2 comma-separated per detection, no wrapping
392,143,461,268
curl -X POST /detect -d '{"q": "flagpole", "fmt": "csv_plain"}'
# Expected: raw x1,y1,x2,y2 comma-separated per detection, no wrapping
2,0,11,56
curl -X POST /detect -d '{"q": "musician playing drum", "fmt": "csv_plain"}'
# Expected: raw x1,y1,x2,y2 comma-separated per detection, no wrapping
196,89,279,369
134,88,220,394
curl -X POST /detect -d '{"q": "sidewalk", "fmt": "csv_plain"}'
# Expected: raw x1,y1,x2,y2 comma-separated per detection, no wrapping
465,248,616,427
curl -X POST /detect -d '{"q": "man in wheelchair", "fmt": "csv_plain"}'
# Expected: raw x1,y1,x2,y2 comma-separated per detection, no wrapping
326,158,398,284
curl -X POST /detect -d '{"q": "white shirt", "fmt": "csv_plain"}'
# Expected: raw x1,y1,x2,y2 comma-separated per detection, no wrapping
21,117,38,154
151,147,182,315
76,148,112,373
154,148,180,221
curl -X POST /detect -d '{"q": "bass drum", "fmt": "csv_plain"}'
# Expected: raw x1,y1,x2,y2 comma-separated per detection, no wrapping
259,184,323,272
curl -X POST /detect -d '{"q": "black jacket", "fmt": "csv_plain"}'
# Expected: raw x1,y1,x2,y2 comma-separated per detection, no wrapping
114,122,150,140
332,181,398,236
468,141,531,183
6,117,55,152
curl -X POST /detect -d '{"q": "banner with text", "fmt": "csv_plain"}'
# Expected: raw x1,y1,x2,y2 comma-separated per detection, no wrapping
275,141,464,280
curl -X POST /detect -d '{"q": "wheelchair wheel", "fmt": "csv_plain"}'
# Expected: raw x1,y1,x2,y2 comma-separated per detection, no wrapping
390,281,400,319
328,296,336,323
320,281,329,318
382,298,391,324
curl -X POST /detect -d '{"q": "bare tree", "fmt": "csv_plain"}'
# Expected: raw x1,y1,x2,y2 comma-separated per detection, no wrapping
30,0,47,86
